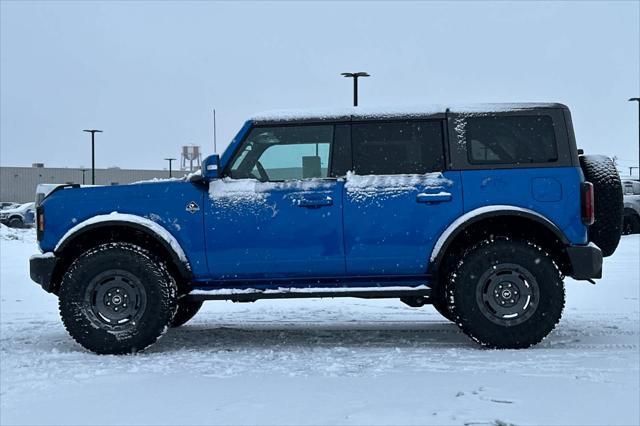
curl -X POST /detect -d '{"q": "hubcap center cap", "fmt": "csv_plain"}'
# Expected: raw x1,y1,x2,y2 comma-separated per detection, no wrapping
112,295,122,305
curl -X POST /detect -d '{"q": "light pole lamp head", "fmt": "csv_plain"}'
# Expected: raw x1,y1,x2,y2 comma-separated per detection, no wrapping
164,158,177,161
83,129,103,133
629,97,640,102
341,72,370,78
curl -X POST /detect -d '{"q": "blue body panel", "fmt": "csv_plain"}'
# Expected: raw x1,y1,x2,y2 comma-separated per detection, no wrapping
343,172,463,275
460,167,587,245
204,179,345,279
39,181,210,277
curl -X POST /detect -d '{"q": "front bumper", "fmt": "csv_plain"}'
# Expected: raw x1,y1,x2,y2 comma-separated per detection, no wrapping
566,243,603,280
29,253,58,293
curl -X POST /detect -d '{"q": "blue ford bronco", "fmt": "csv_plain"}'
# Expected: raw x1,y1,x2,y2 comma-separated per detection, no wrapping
30,103,623,354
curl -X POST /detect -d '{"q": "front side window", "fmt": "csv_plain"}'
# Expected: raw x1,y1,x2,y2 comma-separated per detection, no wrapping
351,121,444,175
229,125,333,181
465,115,558,164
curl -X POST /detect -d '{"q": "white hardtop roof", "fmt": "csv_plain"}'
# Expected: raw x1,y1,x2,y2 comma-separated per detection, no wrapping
250,103,567,123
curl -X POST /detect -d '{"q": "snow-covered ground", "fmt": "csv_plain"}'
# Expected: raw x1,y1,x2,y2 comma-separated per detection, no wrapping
1,227,638,425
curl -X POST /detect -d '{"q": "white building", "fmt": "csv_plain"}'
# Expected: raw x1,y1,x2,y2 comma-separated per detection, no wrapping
1,164,177,203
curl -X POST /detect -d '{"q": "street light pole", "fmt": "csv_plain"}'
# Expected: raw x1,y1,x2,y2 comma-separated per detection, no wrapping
83,129,103,185
341,72,370,106
164,158,176,178
630,98,640,177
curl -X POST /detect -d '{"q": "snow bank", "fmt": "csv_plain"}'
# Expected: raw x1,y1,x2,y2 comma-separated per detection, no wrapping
0,224,20,241
0,224,36,243
54,212,189,265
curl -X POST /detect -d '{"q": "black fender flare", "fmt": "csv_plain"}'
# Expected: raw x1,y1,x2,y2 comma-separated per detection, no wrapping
54,216,192,280
428,206,570,275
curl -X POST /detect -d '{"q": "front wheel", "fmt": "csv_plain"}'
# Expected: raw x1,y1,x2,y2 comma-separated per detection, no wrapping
448,239,565,349
59,243,177,354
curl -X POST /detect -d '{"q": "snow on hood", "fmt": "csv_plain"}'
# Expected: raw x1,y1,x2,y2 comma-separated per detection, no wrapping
1,202,35,214
0,224,36,242
131,177,184,185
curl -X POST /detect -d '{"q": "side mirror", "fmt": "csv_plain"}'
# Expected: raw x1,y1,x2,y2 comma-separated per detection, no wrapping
202,154,221,181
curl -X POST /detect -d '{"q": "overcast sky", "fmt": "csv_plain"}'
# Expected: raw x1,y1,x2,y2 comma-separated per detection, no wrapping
1,1,639,171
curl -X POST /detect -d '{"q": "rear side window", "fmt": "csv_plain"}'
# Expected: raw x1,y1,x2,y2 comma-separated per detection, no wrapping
351,121,444,175
465,115,558,164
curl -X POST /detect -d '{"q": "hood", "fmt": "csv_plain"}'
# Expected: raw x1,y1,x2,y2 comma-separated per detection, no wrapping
1,203,34,214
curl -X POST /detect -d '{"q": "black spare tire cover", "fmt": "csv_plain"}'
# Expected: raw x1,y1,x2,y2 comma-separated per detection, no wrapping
579,155,623,257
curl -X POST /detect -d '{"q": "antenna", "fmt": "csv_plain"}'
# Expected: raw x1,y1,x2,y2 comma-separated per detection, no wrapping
213,108,217,153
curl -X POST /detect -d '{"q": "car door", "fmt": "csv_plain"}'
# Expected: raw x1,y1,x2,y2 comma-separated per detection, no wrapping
343,120,463,275
204,123,347,280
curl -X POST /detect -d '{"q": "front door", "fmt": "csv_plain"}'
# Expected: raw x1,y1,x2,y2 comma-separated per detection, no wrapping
204,123,346,280
343,120,463,275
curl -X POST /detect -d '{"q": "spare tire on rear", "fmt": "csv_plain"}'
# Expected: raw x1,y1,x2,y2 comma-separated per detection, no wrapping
579,155,623,257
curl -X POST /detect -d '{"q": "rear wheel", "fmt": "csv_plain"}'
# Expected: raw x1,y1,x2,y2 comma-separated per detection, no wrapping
448,239,564,349
431,284,455,322
59,243,177,354
170,299,203,327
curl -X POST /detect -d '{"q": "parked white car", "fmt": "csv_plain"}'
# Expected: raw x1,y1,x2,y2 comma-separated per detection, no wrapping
0,202,36,228
622,179,640,234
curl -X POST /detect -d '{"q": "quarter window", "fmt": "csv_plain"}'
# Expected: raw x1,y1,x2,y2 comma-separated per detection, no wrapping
351,121,444,175
465,115,558,164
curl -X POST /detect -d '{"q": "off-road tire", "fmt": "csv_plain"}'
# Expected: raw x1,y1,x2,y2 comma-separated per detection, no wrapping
7,217,23,228
170,299,203,327
448,239,565,349
579,155,623,256
59,243,177,355
431,284,455,322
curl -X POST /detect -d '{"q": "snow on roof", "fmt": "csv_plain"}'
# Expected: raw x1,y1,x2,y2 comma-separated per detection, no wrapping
250,103,566,123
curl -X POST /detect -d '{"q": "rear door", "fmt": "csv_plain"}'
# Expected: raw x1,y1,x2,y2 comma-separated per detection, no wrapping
343,120,463,275
205,123,347,280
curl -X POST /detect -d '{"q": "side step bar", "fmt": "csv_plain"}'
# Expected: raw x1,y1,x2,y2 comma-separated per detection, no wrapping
185,287,432,302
